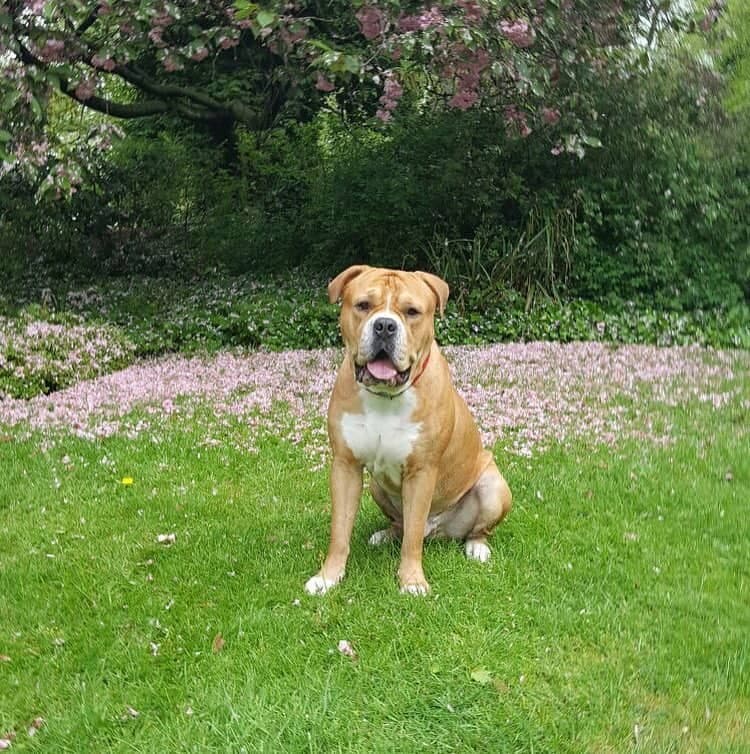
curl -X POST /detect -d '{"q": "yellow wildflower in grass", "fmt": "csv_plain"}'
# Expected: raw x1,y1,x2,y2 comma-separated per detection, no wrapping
120,476,134,486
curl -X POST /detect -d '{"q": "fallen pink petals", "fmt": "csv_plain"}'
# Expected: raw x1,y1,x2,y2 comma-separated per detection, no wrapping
0,344,746,459
156,533,176,545
120,706,140,721
337,639,357,659
26,718,44,737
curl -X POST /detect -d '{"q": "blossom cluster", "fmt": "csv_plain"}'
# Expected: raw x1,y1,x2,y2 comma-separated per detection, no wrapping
2,0,586,186
0,316,136,400
376,73,404,122
499,19,536,48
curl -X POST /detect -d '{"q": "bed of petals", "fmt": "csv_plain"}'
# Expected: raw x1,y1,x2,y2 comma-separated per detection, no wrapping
1,343,747,459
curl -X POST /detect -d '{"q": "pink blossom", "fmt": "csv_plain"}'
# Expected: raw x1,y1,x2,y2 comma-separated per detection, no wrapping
97,2,111,16
315,73,335,92
190,47,209,62
376,72,403,120
218,35,239,50
449,89,477,110
398,6,445,32
504,105,532,137
25,0,45,14
148,27,165,47
356,6,386,40
499,19,536,47
162,55,181,72
446,47,489,110
75,78,96,101
91,54,116,71
456,0,484,23
40,38,65,62
541,107,561,125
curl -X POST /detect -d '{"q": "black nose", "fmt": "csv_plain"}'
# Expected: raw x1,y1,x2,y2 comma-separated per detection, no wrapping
373,317,398,337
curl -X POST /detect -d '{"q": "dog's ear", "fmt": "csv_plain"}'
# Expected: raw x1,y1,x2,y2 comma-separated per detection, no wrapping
416,271,450,315
328,265,370,303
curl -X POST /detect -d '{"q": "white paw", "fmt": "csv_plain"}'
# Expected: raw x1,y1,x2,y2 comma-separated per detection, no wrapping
465,540,491,563
368,529,394,547
304,572,342,595
400,582,430,596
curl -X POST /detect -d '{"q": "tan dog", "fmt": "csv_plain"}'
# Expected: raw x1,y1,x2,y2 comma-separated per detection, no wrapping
305,265,512,595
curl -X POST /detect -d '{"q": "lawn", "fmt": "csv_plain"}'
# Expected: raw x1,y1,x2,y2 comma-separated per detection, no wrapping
1,342,748,753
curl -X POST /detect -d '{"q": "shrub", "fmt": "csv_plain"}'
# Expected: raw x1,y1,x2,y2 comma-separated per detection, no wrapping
0,311,136,399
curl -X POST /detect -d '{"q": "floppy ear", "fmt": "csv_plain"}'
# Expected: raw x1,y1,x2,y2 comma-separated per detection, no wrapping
327,265,370,303
416,271,450,315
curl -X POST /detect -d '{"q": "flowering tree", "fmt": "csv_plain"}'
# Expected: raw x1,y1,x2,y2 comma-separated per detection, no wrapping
0,0,714,196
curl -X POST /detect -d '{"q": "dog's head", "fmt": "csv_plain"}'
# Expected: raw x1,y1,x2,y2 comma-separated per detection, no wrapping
328,265,449,395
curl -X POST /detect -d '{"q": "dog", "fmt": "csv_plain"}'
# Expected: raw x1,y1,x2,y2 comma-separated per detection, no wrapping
305,265,512,595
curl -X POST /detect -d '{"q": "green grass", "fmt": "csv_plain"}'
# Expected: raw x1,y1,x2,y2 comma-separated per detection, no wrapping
1,396,748,753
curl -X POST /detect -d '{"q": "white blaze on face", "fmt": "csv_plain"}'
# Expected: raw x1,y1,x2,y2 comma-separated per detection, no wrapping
341,388,421,490
358,294,408,371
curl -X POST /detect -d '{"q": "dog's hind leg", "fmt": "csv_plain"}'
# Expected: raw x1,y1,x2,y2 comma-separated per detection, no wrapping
463,459,512,562
439,456,511,563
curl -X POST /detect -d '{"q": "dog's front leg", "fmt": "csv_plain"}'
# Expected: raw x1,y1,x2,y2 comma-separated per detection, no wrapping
398,468,437,595
305,457,363,595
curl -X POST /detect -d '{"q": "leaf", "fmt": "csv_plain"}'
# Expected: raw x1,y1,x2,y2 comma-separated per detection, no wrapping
30,96,43,121
256,10,275,27
0,130,11,143
580,134,602,148
233,1,258,21
470,668,493,685
212,633,225,654
342,55,361,74
1,91,20,111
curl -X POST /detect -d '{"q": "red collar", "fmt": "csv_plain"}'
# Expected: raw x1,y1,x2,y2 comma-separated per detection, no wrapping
410,352,431,387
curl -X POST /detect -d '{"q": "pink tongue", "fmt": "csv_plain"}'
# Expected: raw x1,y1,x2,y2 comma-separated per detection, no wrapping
367,358,398,380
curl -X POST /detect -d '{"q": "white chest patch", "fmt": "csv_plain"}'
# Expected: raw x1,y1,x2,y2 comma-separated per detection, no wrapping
340,389,421,490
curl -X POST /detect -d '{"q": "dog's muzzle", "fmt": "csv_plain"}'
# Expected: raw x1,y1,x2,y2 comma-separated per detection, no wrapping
356,316,410,388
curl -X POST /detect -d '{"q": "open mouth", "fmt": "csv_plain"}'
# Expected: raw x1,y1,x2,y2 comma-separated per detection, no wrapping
355,351,411,387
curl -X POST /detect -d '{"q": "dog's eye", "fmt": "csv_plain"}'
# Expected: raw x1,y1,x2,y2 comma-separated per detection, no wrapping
355,300,370,312
406,307,421,317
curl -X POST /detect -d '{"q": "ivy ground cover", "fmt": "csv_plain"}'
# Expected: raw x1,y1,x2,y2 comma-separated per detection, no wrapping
1,343,748,752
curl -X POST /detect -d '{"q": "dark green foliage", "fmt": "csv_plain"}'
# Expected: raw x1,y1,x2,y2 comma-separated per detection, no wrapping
567,59,750,310
1,25,748,337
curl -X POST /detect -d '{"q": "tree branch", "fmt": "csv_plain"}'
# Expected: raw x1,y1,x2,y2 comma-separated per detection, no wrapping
58,79,171,118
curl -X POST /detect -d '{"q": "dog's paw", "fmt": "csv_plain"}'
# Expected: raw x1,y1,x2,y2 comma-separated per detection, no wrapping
368,528,395,547
400,580,431,596
304,572,343,595
465,539,491,563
